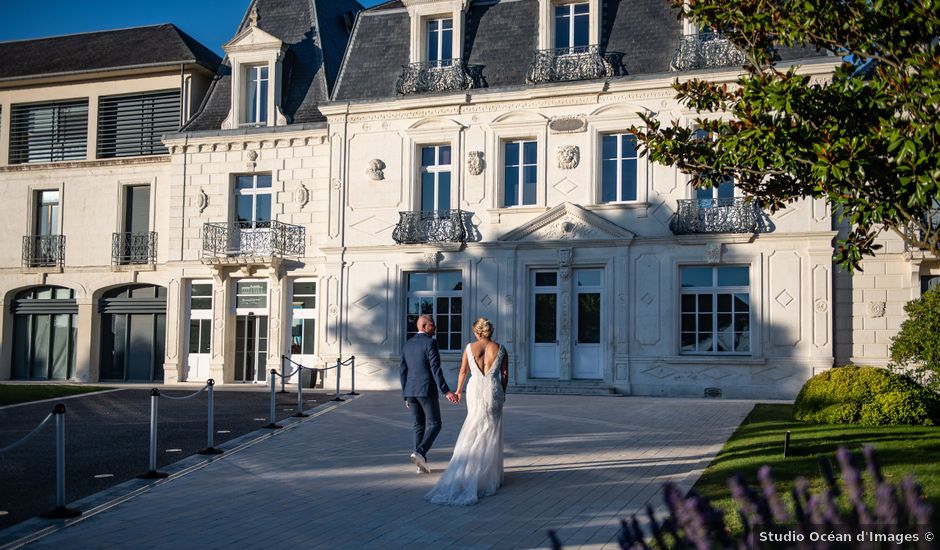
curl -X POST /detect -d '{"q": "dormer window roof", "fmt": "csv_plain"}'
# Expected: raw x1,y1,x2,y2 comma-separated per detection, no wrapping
220,14,288,129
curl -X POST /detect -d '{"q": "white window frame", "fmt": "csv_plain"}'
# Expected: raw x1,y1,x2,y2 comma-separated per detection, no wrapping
502,138,539,207
553,1,590,50
244,65,269,125
289,278,318,357
679,265,751,355
538,0,600,50
599,132,640,204
233,279,269,314
407,3,466,64
426,18,454,64
405,271,463,352
233,173,273,227
418,144,453,212
587,112,649,207
187,280,213,356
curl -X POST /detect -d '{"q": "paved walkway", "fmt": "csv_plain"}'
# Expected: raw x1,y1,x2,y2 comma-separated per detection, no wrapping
6,392,755,549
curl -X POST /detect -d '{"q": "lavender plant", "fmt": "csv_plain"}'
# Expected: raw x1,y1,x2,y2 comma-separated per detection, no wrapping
550,446,934,549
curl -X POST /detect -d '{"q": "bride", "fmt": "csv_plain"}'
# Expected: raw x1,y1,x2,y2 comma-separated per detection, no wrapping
426,317,508,506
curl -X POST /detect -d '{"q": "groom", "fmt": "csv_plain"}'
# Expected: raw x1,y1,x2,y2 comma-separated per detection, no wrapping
401,314,458,474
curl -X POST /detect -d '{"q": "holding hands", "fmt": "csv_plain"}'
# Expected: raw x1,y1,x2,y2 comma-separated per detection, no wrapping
445,391,460,405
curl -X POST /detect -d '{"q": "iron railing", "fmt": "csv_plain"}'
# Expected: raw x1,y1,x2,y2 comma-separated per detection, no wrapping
526,45,626,84
396,60,486,95
22,235,66,268
392,210,473,245
202,221,305,259
671,198,765,235
112,231,157,266
671,32,747,71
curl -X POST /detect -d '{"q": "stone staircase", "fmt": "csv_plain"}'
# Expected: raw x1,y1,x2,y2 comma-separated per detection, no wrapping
508,381,622,396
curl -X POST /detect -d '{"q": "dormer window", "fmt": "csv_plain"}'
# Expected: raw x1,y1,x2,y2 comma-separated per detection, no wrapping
245,65,269,125
554,2,589,51
427,18,453,65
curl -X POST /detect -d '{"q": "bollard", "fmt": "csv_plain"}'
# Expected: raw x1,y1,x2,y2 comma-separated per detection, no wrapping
40,404,81,519
293,367,309,418
347,356,359,396
263,370,282,429
198,379,223,455
279,356,288,394
138,389,168,479
783,430,791,458
331,358,345,402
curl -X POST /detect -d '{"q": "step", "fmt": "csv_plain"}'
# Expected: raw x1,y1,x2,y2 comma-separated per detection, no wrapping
507,384,622,396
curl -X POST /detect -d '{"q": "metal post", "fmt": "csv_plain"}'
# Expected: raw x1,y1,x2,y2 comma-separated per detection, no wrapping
198,379,223,455
279,355,287,394
138,389,168,479
784,430,791,458
263,370,282,429
293,367,309,418
347,356,359,396
41,404,81,519
331,357,345,402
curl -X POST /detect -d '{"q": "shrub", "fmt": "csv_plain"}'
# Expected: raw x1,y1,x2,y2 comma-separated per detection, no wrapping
793,366,939,426
891,286,940,391
550,447,935,549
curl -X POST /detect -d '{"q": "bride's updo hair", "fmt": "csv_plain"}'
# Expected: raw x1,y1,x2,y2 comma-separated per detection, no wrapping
473,317,494,338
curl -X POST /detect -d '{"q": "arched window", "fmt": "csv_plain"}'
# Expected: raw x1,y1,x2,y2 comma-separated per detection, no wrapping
12,286,77,380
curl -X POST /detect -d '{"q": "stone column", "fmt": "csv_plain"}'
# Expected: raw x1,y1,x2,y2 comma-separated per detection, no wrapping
266,268,285,381
75,297,95,383
162,277,184,384
558,248,572,381
210,270,230,383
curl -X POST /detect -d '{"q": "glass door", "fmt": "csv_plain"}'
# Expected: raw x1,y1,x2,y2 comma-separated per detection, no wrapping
234,280,268,382
572,269,603,379
185,280,212,381
530,271,560,378
233,174,272,255
288,279,317,384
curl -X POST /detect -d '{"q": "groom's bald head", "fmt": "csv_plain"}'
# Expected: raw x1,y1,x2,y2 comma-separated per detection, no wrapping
417,315,436,335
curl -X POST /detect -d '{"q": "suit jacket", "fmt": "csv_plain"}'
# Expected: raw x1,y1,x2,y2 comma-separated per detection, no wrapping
400,332,451,399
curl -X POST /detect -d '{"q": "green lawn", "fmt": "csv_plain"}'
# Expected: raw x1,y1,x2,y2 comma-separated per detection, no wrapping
692,404,940,531
0,384,109,406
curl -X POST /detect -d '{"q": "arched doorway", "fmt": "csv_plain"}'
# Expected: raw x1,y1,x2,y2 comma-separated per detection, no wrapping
99,284,166,382
11,286,77,380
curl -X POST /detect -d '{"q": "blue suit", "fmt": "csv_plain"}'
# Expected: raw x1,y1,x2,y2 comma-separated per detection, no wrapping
400,332,451,459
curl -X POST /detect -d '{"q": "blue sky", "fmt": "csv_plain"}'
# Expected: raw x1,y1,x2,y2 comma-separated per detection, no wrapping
0,0,386,55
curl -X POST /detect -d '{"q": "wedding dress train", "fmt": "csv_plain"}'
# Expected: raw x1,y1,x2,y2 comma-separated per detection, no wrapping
425,344,506,506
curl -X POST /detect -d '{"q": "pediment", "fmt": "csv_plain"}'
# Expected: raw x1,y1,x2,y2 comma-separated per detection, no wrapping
499,203,636,242
223,26,284,54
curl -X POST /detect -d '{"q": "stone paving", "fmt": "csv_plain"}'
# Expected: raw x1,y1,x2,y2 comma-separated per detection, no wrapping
4,392,755,549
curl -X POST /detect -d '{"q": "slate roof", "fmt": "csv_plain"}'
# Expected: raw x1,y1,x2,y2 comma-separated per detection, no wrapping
184,0,362,132
333,0,830,102
0,24,221,82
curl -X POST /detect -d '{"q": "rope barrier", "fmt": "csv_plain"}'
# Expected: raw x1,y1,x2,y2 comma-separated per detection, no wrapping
40,404,81,519
0,411,54,455
159,383,210,401
272,365,303,380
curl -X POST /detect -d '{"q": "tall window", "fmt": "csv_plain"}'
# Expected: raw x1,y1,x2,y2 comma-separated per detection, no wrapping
9,100,88,164
290,280,317,356
601,133,638,203
694,128,734,204
406,271,463,351
97,90,181,158
680,266,750,354
426,18,453,65
188,282,212,357
235,174,272,228
35,190,60,236
504,139,537,207
245,65,269,125
554,2,590,50
420,145,452,211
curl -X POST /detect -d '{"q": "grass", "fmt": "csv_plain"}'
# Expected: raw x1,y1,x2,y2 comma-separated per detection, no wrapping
0,384,109,406
692,404,940,531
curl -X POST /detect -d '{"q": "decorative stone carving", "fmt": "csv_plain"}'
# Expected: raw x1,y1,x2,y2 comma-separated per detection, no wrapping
558,248,571,268
816,300,830,314
467,151,484,176
248,5,260,26
197,189,209,214
294,184,310,208
422,252,440,270
366,159,386,181
705,243,722,264
331,179,343,191
246,149,258,171
328,305,339,317
548,116,587,134
867,301,886,318
556,145,580,170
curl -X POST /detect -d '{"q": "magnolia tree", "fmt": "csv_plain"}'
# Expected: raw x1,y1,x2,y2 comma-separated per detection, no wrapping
633,0,940,270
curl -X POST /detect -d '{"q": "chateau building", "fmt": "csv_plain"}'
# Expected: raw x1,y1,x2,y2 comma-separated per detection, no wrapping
1,0,936,398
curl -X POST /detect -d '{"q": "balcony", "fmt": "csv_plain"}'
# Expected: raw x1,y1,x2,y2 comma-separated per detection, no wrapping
112,231,157,267
671,198,765,235
201,221,305,262
392,210,474,245
396,60,486,95
22,235,65,269
526,46,626,85
671,33,747,72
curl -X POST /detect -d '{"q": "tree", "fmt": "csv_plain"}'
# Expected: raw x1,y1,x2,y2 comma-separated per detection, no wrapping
633,0,940,270
891,286,940,391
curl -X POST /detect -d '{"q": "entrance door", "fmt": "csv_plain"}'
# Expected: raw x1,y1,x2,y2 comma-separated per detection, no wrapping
530,271,560,378
573,269,603,379
184,280,212,381
288,279,317,383
233,280,269,382
99,285,166,382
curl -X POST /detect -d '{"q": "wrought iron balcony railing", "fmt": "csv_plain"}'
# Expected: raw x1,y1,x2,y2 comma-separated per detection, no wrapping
23,234,65,268
526,45,626,84
671,198,765,235
396,60,486,95
112,231,157,266
202,221,305,259
671,32,747,71
392,210,473,245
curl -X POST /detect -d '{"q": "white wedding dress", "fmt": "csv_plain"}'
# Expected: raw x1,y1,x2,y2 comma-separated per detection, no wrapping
426,344,506,506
